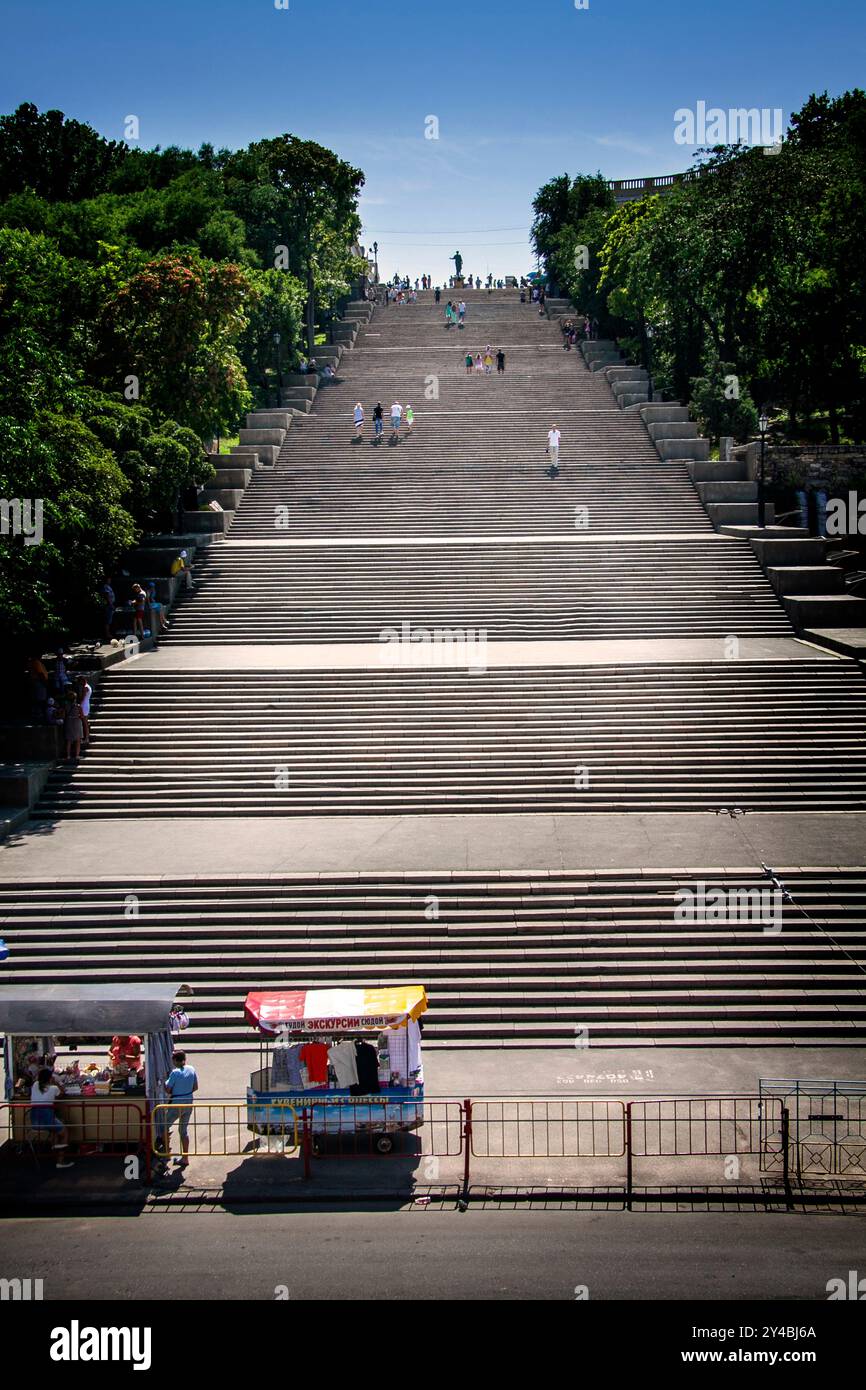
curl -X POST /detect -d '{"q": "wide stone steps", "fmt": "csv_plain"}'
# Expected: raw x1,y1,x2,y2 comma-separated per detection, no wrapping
163,538,791,643
33,661,866,817
226,302,711,540
2,871,863,1046
18,289,864,1054
227,442,711,537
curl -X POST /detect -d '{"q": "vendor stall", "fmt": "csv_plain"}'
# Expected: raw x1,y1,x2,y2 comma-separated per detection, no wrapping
1,983,182,1153
245,986,427,1153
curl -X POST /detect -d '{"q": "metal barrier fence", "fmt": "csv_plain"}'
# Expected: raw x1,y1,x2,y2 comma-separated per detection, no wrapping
630,1097,777,1158
151,1099,463,1168
759,1081,866,1179
1,1101,146,1155
151,1102,300,1159
3,1092,865,1199
469,1100,625,1157
298,1099,462,1159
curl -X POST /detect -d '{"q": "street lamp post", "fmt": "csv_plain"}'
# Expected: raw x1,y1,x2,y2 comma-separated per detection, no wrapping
645,323,655,403
757,411,769,528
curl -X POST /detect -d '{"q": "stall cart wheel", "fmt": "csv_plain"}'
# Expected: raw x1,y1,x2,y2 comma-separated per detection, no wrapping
375,1134,394,1154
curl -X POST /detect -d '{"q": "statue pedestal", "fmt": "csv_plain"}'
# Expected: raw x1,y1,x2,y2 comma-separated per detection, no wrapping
452,276,465,288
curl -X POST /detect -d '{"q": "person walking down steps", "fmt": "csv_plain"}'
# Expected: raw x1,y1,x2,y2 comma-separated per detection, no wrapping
546,424,561,478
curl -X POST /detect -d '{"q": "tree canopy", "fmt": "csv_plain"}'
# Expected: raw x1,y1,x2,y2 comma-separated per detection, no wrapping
0,104,365,648
531,90,866,444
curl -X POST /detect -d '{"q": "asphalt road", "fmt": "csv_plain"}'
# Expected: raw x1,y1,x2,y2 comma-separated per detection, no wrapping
2,1210,864,1301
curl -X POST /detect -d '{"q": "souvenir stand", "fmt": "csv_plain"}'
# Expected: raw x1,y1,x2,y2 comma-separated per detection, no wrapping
1,983,181,1152
245,986,427,1153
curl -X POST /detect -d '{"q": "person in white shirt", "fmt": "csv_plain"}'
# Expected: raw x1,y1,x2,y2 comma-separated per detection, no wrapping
353,402,364,437
30,1067,74,1167
78,677,93,745
547,426,561,473
390,402,403,439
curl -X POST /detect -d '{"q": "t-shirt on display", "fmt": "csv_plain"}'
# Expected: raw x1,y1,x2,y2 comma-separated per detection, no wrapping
328,1040,359,1088
299,1042,329,1085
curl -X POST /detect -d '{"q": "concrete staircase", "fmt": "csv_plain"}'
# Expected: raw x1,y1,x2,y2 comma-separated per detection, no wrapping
2,870,864,1047
13,287,866,1050
166,536,791,644
227,295,711,538
748,534,866,640
35,660,866,817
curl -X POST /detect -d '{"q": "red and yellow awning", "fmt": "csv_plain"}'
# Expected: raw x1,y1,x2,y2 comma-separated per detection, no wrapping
244,986,428,1034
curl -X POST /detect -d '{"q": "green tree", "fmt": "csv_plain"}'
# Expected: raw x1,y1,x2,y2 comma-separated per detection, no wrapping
78,391,212,530
227,136,364,353
0,413,135,648
531,173,614,302
238,267,306,401
94,250,253,439
0,102,129,202
689,357,758,448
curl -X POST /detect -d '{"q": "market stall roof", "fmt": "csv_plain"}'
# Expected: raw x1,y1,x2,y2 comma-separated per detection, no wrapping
0,984,182,1036
245,986,428,1035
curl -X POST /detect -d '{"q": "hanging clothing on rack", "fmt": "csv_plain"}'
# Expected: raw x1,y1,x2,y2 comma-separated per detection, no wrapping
271,1042,303,1088
381,1020,422,1083
407,1019,422,1075
351,1040,380,1095
328,1039,359,1088
300,1042,329,1086
384,1024,408,1081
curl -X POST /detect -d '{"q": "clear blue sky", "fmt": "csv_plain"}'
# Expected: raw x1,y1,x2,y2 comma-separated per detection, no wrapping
3,0,864,281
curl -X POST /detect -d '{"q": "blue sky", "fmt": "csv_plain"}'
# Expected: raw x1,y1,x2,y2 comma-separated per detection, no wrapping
3,0,864,280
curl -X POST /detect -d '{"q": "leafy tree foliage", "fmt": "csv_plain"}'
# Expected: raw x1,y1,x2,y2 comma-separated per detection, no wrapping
0,104,364,646
225,136,365,353
0,103,128,202
532,90,866,442
0,414,135,646
94,251,253,439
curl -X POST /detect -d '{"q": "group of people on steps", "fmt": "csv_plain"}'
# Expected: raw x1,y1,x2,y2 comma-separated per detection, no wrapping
351,281,565,473
465,347,505,374
353,400,414,443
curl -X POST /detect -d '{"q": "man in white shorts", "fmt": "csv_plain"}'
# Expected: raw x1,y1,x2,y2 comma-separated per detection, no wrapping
547,425,561,475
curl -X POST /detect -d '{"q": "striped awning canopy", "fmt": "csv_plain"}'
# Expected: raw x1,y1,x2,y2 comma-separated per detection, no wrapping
244,986,428,1035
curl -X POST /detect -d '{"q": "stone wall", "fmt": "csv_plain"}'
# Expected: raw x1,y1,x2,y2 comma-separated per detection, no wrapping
766,445,866,491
